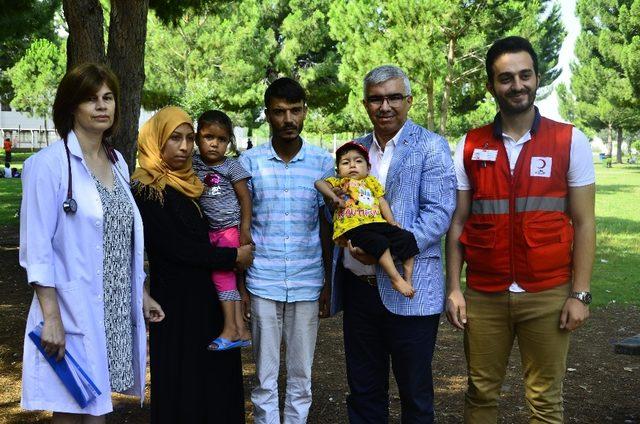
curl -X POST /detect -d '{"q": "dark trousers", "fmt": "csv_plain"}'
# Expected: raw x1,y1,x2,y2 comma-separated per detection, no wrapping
343,222,419,261
342,265,440,423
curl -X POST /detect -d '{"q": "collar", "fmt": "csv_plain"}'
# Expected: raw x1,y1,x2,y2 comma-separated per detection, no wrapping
268,137,307,162
65,130,84,159
492,106,541,140
371,121,407,153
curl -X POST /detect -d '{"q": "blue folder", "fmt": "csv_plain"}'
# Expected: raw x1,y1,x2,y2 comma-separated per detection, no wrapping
28,322,101,408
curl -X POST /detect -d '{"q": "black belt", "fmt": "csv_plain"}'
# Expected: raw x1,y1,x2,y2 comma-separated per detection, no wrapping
355,274,377,287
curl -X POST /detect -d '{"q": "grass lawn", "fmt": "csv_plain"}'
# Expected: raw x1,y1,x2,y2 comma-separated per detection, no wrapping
591,163,640,307
0,177,21,226
1,154,638,306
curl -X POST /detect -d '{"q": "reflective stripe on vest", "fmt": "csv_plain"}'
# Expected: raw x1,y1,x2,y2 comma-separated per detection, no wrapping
471,196,566,215
471,199,509,214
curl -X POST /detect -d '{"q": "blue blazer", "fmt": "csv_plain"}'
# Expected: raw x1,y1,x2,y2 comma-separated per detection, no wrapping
329,119,457,316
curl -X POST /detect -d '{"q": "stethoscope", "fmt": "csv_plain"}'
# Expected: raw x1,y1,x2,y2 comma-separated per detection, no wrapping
62,138,125,214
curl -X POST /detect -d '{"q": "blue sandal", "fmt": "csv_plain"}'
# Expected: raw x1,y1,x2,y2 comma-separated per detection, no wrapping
239,339,252,348
207,337,243,351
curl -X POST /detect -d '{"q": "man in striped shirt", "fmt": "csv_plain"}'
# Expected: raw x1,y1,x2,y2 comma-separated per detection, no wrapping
239,77,334,424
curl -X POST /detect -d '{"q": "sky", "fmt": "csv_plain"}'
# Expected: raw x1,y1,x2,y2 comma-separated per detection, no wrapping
536,0,580,121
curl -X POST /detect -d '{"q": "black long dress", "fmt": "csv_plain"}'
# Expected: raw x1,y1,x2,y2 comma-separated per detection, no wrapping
135,186,245,423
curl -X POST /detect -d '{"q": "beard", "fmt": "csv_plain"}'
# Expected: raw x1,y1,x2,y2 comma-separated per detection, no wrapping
496,87,536,115
277,122,304,141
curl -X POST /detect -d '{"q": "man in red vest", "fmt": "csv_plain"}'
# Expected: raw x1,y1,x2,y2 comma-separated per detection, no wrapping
446,36,596,423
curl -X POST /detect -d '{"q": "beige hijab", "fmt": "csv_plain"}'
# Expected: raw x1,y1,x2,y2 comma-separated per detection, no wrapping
132,106,203,200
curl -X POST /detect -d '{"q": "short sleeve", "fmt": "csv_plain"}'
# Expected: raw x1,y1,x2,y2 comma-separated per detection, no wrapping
227,158,252,183
325,176,340,187
454,135,472,190
238,153,253,193
365,175,385,197
568,128,595,187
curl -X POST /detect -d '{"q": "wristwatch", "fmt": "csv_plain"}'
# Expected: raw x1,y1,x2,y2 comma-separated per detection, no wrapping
569,291,592,305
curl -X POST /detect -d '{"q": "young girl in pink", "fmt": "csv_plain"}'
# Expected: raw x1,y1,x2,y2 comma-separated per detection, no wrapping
193,110,253,351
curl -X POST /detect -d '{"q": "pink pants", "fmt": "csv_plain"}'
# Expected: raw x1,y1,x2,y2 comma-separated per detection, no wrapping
208,226,239,294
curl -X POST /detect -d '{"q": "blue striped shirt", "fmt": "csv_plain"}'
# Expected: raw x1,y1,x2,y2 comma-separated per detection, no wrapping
239,140,334,302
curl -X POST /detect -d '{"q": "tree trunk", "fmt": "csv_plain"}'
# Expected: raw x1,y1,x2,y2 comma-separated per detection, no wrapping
426,77,435,131
62,0,106,68
439,37,456,136
616,127,623,163
44,115,49,144
107,0,149,172
607,123,613,157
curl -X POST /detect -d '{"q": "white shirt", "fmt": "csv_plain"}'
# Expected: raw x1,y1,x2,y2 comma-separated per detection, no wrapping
343,123,406,276
19,132,147,414
453,126,595,292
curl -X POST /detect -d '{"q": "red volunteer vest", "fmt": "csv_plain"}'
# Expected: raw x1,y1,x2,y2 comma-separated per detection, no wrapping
461,116,573,292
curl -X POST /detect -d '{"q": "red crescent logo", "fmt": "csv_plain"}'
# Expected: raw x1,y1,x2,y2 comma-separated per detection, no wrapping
537,159,546,169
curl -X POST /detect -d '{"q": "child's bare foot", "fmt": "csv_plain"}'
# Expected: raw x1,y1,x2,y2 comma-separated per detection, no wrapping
390,275,415,298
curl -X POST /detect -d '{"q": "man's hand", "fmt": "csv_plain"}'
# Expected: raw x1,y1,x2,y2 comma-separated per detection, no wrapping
235,244,255,270
239,228,254,246
327,187,347,210
347,240,377,265
318,283,331,318
445,289,467,330
329,196,346,210
560,297,589,331
143,291,165,323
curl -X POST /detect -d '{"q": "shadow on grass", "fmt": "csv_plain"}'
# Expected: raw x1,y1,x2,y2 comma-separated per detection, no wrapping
595,184,638,195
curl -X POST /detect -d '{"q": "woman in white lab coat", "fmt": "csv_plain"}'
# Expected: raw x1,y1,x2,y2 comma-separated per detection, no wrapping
19,63,164,422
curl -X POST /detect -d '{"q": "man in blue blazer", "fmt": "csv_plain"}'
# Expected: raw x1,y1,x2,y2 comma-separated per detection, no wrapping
329,65,457,423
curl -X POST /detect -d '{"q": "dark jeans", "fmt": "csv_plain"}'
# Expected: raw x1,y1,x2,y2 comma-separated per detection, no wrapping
342,265,440,423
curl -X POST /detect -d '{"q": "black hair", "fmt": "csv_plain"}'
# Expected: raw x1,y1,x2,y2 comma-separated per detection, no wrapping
264,77,306,108
486,36,539,83
4,162,9,168
195,110,238,156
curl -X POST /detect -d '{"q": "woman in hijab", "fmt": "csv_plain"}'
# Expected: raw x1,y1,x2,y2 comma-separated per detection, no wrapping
132,106,253,423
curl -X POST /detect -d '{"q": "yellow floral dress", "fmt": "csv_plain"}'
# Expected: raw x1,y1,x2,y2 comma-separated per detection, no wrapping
325,175,387,242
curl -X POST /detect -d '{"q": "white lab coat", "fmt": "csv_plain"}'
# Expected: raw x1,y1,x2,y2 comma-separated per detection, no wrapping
19,131,147,415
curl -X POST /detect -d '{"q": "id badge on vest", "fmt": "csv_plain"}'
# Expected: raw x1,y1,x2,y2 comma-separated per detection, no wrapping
471,148,498,167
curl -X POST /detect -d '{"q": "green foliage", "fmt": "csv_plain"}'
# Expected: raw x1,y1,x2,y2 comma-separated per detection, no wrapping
561,0,640,139
619,1,640,96
328,0,564,139
149,0,229,24
7,39,65,121
143,0,348,132
0,0,60,106
144,2,274,126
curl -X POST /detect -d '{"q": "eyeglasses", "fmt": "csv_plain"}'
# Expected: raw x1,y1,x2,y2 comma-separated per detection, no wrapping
365,93,410,107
